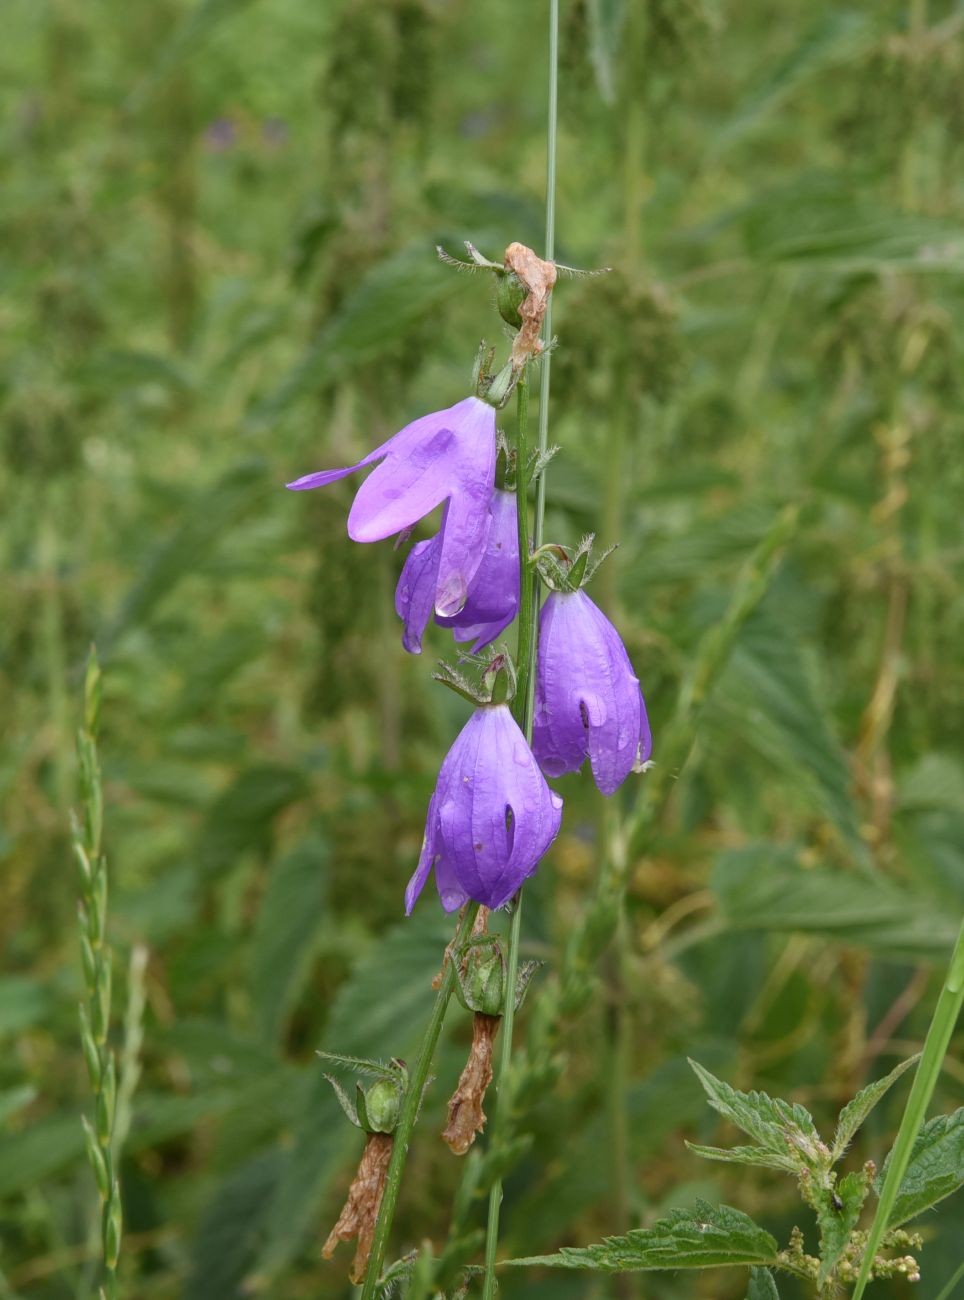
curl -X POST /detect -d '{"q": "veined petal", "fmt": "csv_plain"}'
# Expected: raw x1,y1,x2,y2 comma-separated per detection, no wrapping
348,425,459,542
437,488,519,636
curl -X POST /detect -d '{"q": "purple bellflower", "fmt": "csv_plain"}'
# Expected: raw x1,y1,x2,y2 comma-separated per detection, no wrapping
286,396,496,617
532,589,652,796
405,704,563,914
395,488,519,655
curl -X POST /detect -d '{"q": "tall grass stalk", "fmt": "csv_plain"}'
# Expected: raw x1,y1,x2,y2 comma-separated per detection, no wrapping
851,914,964,1300
480,5,559,1295
73,649,123,1300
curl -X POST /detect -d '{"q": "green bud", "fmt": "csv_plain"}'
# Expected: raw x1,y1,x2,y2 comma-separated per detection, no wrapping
363,1078,402,1133
464,950,505,1016
482,360,519,410
82,1114,111,1200
496,271,526,329
103,1182,122,1269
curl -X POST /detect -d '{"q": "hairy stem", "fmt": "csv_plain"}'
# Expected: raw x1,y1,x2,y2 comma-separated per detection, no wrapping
359,902,480,1300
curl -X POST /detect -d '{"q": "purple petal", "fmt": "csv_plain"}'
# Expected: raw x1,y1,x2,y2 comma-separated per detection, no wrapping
405,791,440,915
436,707,562,910
532,590,648,796
437,489,519,647
395,536,441,655
432,406,498,615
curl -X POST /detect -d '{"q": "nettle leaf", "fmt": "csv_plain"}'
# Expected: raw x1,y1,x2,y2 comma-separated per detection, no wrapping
689,1059,825,1171
685,1142,800,1173
832,1056,920,1161
507,1201,779,1271
817,1170,866,1283
746,1266,781,1300
877,1108,964,1227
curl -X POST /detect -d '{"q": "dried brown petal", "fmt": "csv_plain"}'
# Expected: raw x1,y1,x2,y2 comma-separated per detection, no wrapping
504,242,557,372
322,1131,393,1283
442,1012,501,1155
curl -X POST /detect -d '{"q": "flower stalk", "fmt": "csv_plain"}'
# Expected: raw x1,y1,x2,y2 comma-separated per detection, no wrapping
359,902,479,1300
480,6,559,1293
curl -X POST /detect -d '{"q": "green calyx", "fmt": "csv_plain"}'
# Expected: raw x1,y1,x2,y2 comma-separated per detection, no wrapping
454,935,542,1017
433,647,518,708
319,1053,409,1134
532,534,617,594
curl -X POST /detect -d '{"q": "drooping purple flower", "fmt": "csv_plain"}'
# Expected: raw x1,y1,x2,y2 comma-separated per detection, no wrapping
532,590,652,796
287,397,496,617
406,705,563,914
395,488,519,655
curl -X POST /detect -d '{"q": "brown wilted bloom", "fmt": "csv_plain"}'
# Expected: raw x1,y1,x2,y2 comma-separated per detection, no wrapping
442,1012,501,1155
504,241,557,373
322,1132,393,1283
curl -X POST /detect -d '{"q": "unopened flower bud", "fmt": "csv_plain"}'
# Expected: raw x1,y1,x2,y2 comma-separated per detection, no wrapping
465,949,505,1017
482,360,518,410
496,271,527,329
362,1079,402,1134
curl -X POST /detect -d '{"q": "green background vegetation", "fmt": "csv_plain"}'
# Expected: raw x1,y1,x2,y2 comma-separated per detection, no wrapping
2,0,963,1294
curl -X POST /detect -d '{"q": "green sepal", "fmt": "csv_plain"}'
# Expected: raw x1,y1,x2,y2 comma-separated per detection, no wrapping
567,547,590,589
322,1072,361,1128
514,960,543,1010
497,271,526,329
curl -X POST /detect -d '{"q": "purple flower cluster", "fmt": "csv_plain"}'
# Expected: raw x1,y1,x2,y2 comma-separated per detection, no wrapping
287,398,651,914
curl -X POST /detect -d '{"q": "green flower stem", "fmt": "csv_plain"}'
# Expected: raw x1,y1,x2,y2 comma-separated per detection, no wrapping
851,913,964,1300
360,901,480,1300
481,6,559,1296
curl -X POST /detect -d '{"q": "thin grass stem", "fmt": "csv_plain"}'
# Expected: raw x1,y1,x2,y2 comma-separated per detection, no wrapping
480,5,559,1295
851,914,964,1300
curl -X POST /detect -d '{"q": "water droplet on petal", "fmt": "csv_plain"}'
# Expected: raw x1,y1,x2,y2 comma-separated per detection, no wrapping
550,793,563,809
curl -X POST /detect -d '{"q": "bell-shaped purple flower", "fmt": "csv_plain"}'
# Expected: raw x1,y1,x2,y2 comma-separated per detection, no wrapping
532,590,652,796
395,489,519,655
406,705,563,914
287,396,495,617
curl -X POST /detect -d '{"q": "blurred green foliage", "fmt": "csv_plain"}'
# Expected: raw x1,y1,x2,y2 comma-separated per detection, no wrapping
1,0,963,1295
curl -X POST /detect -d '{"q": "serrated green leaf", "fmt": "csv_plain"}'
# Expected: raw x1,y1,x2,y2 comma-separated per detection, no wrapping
712,846,959,959
817,1170,866,1283
718,607,865,856
101,458,269,650
689,1059,825,1170
685,1141,798,1173
877,1108,964,1227
249,243,467,424
252,836,328,1043
746,1266,781,1300
183,1151,284,1300
196,764,309,879
717,12,874,148
506,1201,779,1271
832,1056,920,1161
